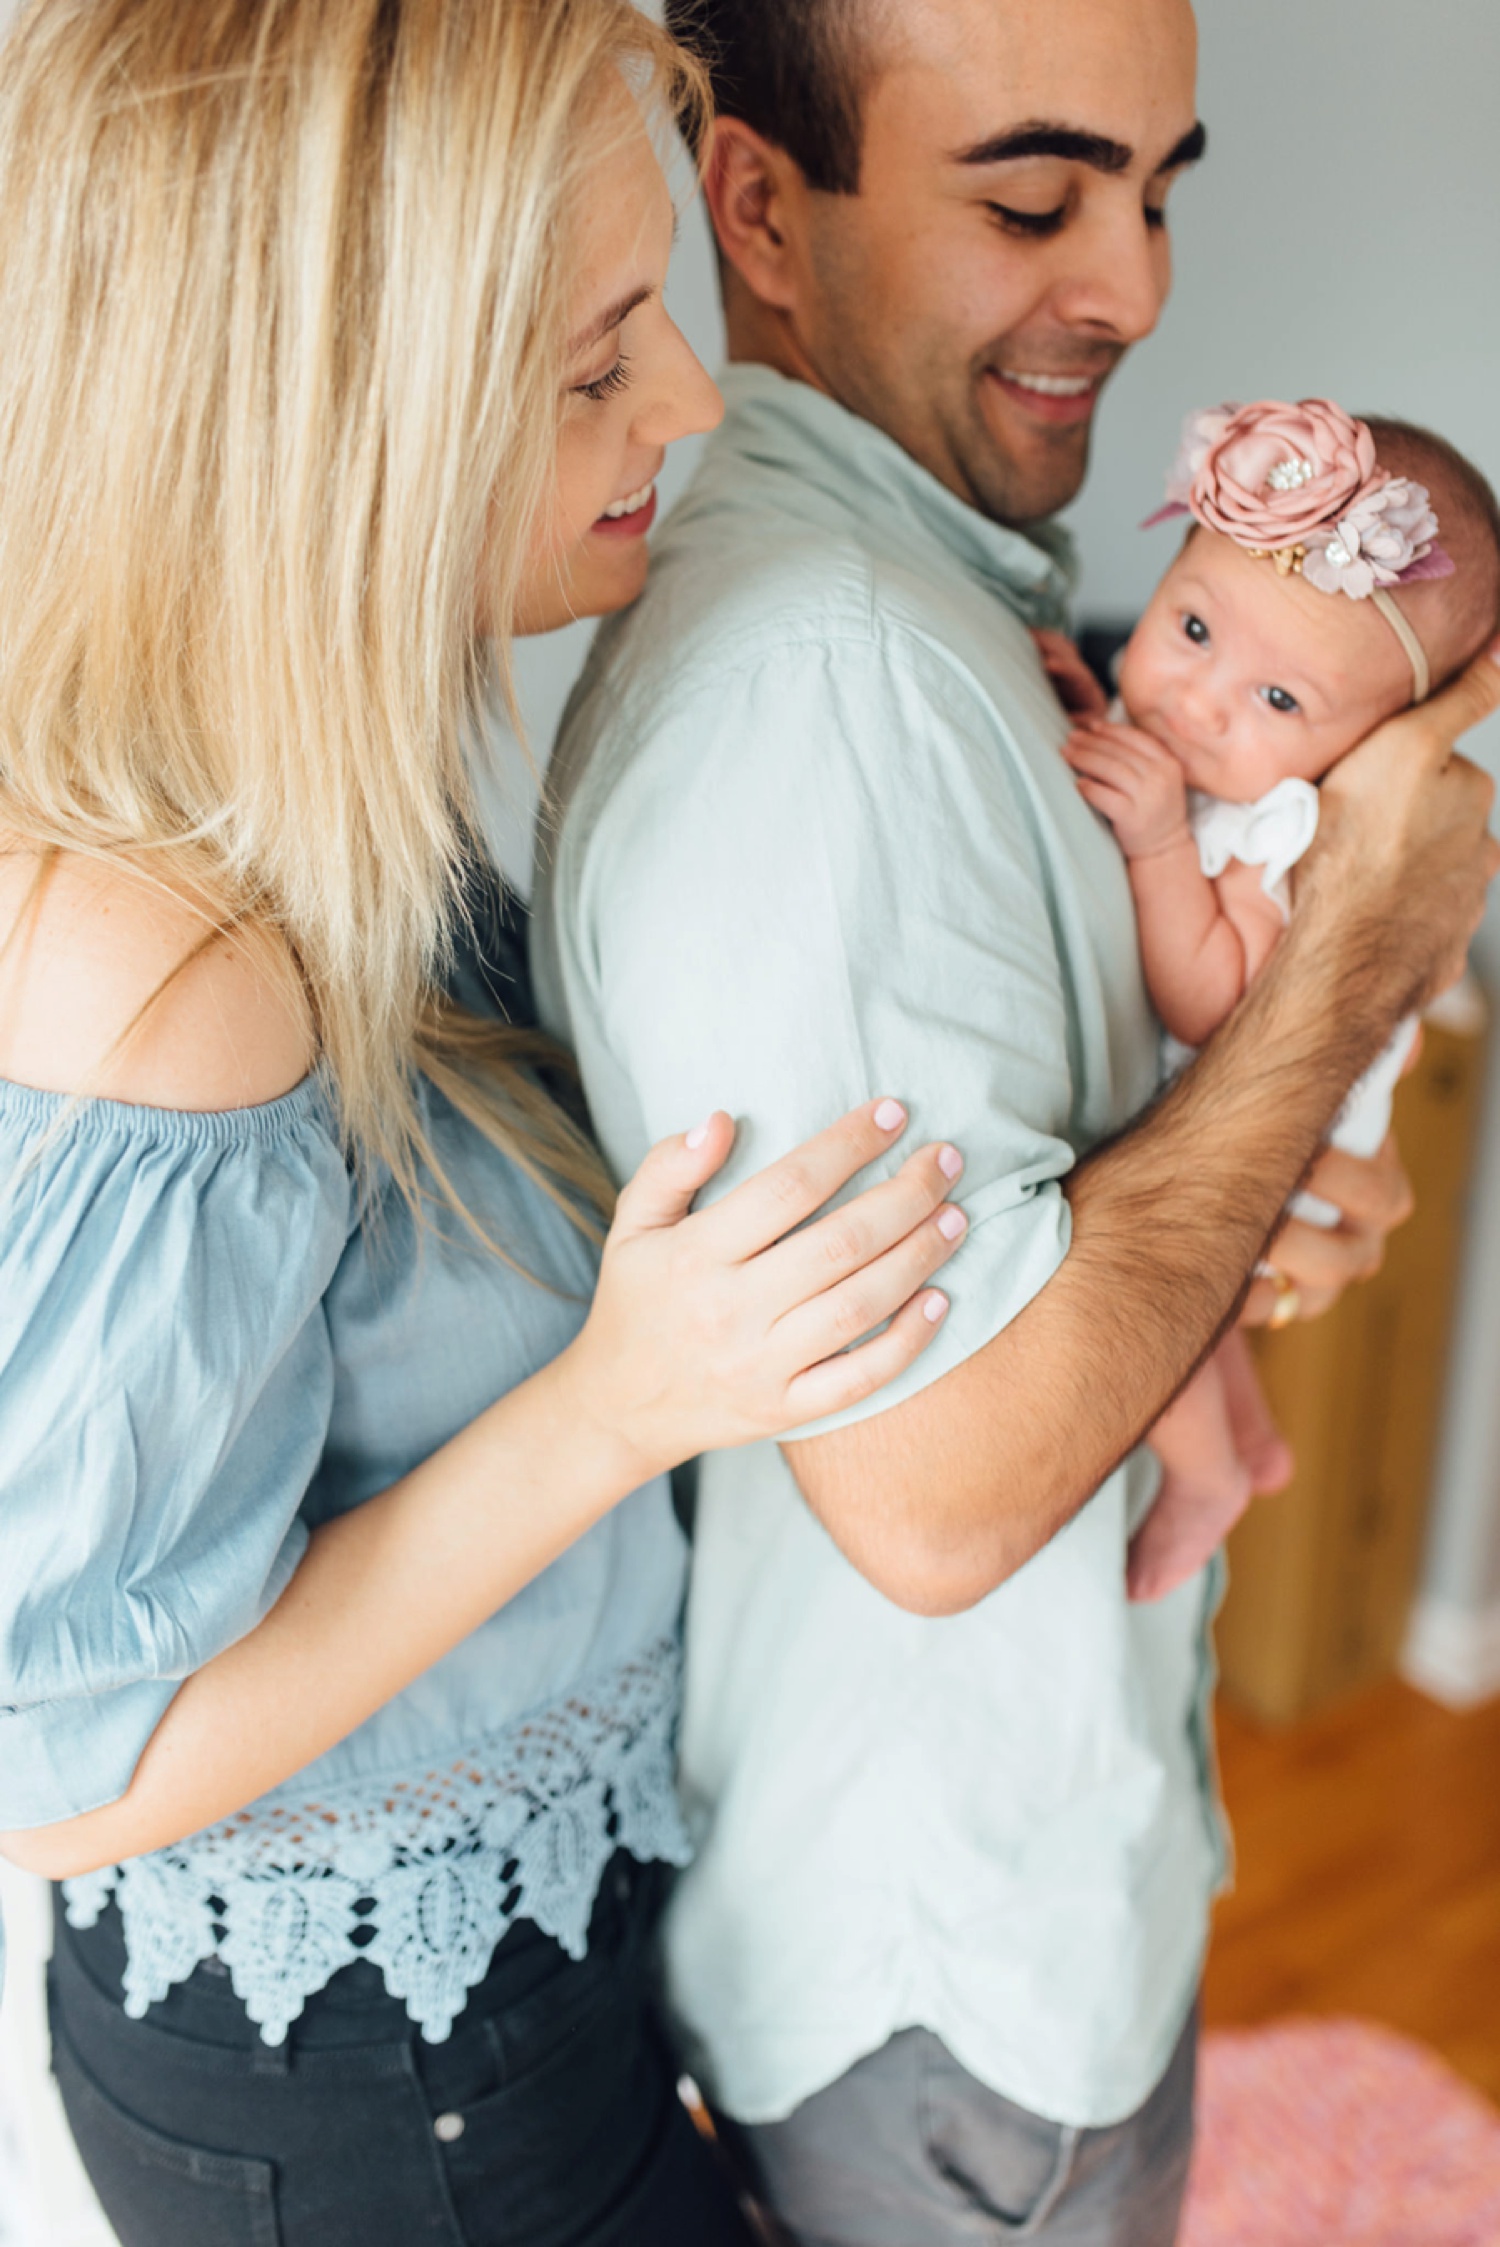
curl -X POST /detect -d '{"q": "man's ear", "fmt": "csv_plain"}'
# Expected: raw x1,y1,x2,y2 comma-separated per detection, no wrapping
702,116,807,314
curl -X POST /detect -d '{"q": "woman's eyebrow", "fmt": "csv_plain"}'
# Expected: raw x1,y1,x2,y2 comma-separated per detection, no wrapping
950,119,1207,177
567,282,655,357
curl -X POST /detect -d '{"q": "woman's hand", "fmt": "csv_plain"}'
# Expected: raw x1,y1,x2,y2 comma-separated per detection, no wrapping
564,1099,967,1484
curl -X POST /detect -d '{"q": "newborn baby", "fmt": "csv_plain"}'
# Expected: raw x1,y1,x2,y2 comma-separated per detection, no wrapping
1055,399,1500,1602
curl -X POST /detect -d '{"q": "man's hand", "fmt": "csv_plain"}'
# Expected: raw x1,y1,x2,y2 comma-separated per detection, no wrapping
1063,718,1191,860
1297,645,1500,1013
1242,1134,1414,1325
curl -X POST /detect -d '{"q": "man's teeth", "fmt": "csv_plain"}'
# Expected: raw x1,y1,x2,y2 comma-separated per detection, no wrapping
602,482,655,519
1002,372,1097,397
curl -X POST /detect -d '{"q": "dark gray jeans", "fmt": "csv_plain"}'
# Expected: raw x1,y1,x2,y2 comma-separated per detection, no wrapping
50,1857,755,2247
725,2006,1197,2247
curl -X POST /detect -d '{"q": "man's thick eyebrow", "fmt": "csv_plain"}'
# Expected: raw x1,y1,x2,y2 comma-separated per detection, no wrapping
951,118,1207,176
568,283,654,357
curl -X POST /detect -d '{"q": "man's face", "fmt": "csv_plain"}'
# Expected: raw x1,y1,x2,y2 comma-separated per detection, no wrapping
786,0,1201,524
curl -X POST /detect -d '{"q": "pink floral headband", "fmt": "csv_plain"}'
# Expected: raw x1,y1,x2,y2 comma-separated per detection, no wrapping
1146,398,1454,702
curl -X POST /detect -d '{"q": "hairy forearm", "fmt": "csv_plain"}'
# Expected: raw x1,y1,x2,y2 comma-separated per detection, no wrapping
787,901,1406,1614
0,1340,638,1879
1129,840,1245,1045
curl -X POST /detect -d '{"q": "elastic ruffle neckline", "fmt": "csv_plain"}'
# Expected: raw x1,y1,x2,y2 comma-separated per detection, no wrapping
0,1065,333,1146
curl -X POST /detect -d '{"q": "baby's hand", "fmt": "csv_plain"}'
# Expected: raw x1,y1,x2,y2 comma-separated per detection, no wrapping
1032,628,1109,718
1063,718,1191,859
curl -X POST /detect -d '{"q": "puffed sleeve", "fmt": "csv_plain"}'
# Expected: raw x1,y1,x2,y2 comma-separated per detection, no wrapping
0,1076,353,1829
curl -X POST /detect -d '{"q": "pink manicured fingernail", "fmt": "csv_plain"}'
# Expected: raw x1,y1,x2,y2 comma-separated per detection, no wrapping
1490,638,1500,666
873,1099,906,1132
923,1291,949,1323
937,1205,967,1241
937,1144,963,1181
685,1121,710,1150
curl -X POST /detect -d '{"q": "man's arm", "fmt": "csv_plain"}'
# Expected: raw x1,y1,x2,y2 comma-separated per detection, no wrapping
787,653,1500,1614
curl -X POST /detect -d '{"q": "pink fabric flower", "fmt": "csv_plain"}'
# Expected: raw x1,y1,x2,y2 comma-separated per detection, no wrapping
1181,398,1382,549
1301,476,1452,598
1163,404,1241,507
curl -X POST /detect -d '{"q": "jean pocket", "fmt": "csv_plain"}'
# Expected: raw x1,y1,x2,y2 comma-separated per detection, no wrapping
52,2017,282,2247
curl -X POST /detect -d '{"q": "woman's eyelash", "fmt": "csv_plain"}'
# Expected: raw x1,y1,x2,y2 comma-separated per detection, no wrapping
575,354,633,403
987,204,1067,239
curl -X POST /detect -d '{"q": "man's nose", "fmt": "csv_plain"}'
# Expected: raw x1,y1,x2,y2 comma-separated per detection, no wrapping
1050,202,1168,346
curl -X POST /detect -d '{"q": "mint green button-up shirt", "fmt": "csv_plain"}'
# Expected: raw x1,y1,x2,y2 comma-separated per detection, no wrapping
533,365,1226,2130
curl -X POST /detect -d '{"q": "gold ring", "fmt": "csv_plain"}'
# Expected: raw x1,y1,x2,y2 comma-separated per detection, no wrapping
1265,1268,1302,1330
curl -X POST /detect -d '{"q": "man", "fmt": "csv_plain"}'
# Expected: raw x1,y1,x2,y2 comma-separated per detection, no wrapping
532,0,1499,2237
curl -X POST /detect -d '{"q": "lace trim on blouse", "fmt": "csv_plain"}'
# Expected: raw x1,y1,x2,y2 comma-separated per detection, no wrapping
62,1638,689,2046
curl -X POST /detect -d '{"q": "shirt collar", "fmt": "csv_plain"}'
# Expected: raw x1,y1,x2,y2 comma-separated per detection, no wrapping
705,362,1078,629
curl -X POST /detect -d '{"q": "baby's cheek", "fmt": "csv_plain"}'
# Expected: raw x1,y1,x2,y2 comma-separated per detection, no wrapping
1114,629,1159,716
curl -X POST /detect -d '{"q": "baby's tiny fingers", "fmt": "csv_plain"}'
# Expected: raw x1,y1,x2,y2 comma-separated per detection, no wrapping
1075,777,1135,824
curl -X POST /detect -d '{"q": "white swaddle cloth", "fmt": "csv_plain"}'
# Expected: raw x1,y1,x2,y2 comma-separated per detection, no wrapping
1182,776,1419,1224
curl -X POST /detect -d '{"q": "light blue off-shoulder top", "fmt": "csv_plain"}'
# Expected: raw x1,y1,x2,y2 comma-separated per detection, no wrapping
0,921,689,2044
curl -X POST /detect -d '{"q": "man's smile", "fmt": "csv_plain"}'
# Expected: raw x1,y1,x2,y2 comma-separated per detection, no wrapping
982,354,1122,429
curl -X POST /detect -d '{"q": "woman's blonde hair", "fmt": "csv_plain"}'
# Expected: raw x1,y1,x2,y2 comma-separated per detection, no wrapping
0,0,707,1244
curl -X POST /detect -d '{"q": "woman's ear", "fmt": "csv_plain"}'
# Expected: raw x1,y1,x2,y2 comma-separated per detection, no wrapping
702,116,807,315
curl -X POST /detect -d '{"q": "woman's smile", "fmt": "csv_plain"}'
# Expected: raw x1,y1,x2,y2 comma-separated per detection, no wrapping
592,478,658,537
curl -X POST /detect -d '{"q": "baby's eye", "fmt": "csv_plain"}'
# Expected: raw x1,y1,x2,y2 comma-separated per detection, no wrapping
1181,612,1209,646
1259,684,1302,716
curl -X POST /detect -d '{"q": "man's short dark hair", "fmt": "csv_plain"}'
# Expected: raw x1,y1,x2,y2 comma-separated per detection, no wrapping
664,0,878,195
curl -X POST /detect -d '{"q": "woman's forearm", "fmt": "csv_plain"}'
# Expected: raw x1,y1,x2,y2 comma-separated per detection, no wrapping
0,1338,637,1879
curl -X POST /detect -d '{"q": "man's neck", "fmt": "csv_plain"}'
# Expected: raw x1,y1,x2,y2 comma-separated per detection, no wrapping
721,271,831,399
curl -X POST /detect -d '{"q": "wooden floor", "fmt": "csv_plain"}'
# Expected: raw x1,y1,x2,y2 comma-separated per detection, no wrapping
1204,1677,1500,2102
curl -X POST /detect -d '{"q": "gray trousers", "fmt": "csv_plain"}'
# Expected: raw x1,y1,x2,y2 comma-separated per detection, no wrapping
724,2006,1197,2247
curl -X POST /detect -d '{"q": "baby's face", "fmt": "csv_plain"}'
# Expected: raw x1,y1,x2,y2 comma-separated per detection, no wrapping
1117,530,1414,801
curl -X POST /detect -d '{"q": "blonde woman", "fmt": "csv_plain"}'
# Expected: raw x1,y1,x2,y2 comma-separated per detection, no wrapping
0,3,972,2240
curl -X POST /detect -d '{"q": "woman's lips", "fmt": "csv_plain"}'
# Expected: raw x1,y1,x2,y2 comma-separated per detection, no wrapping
591,482,657,540
985,369,1103,427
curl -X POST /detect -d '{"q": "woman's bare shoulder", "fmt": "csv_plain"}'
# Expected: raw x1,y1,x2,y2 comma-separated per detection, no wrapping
0,848,315,1112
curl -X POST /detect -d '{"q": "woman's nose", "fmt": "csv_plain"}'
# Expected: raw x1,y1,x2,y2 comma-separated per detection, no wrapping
635,316,723,448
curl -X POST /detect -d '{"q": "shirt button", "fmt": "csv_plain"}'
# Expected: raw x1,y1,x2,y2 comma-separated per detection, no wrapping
433,2112,466,2145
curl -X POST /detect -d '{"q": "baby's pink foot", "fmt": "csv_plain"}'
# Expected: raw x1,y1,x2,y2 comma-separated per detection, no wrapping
1218,1334,1295,1496
1127,1463,1254,1604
